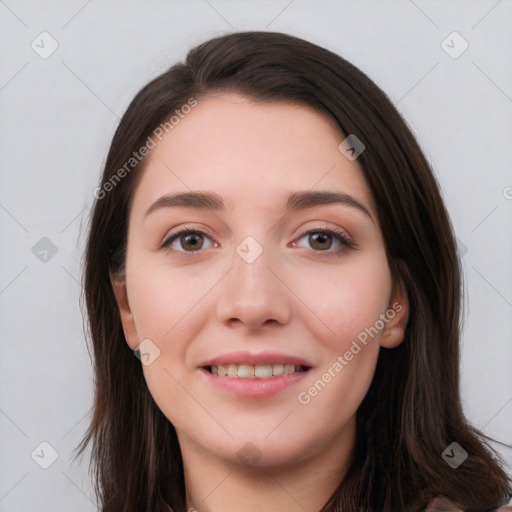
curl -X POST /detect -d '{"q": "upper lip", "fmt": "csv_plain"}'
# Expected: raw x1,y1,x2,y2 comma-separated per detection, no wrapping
200,351,313,368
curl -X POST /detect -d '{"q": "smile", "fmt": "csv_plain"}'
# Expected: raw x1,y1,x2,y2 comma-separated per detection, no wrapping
205,363,310,379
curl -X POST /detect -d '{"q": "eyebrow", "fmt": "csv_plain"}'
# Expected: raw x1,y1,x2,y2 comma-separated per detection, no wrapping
144,190,374,222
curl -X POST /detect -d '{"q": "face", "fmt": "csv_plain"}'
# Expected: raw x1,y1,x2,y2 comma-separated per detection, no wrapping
113,93,409,469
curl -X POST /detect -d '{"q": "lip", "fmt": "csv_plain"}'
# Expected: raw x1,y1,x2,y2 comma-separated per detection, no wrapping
199,366,310,398
200,350,313,368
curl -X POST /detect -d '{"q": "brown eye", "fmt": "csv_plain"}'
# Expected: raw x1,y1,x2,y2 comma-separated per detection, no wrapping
179,233,204,251
294,227,355,254
161,230,212,253
308,232,334,251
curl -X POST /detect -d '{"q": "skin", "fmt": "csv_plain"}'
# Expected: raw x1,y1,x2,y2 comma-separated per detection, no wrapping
112,93,409,512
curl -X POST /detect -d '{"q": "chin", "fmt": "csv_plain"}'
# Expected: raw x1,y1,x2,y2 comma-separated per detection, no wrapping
199,429,319,469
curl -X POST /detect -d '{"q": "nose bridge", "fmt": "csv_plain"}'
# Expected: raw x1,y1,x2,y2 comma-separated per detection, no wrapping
215,232,291,329
230,233,276,301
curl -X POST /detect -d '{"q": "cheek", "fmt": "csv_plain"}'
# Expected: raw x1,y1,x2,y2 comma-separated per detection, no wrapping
127,259,211,342
290,252,392,351
294,257,390,424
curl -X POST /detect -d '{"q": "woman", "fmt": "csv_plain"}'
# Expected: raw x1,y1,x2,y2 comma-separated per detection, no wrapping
77,31,512,512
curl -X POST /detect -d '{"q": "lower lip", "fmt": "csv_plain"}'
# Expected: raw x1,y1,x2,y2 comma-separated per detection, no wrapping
199,367,310,398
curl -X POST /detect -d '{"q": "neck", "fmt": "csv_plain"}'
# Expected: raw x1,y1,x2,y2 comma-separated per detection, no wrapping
178,418,355,512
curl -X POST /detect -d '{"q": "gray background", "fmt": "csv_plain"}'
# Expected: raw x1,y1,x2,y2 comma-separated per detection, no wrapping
1,1,511,510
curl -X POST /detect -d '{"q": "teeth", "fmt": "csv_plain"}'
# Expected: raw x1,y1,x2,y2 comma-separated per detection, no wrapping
254,364,272,378
237,364,254,378
208,363,307,379
272,363,284,376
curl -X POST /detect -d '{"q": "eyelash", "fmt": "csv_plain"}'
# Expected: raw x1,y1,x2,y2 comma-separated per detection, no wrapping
160,225,356,257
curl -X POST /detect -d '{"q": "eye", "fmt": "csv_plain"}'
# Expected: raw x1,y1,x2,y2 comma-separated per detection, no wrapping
160,225,356,255
292,226,355,254
161,229,215,253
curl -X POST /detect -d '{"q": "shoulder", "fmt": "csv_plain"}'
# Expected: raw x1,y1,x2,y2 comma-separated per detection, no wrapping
422,495,512,511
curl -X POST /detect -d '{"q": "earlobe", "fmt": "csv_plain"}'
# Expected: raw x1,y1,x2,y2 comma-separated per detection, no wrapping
380,325,406,349
110,272,139,350
380,279,410,349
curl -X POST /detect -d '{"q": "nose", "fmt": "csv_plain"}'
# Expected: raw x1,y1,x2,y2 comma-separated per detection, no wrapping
215,241,292,331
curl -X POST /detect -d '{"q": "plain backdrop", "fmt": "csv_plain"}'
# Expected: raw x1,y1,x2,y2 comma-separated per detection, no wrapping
0,1,511,510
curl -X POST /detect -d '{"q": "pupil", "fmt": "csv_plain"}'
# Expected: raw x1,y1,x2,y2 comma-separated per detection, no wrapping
183,234,203,251
310,232,331,250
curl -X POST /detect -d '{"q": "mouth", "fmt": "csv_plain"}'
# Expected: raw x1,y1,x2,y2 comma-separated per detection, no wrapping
203,363,311,379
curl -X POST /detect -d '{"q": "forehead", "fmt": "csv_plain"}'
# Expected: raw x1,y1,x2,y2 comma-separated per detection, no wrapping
130,93,374,219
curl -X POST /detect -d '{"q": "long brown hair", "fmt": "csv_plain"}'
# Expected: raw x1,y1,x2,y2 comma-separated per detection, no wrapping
76,31,512,512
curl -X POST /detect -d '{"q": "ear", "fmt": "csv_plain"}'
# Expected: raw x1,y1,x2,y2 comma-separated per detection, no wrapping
379,279,410,349
110,272,140,351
